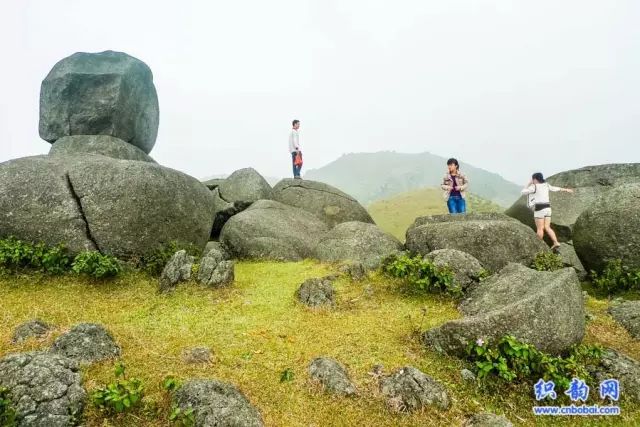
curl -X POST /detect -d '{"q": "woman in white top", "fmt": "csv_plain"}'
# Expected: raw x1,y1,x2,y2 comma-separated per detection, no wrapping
521,172,574,251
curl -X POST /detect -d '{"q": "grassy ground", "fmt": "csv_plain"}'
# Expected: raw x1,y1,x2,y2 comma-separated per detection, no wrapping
1,262,639,426
368,187,503,241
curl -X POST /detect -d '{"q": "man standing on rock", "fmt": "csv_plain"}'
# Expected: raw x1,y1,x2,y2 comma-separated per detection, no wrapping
441,158,469,214
289,120,302,179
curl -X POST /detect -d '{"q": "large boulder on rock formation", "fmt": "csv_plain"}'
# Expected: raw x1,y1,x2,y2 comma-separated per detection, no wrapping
0,155,214,258
218,168,272,205
405,213,548,272
272,179,373,228
423,263,585,357
39,50,159,154
506,164,640,242
220,200,328,261
573,183,640,272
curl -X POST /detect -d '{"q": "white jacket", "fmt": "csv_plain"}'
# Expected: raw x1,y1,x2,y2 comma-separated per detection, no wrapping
521,183,561,205
288,129,300,153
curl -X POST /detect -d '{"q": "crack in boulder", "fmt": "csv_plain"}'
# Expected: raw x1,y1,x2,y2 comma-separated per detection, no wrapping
64,173,100,252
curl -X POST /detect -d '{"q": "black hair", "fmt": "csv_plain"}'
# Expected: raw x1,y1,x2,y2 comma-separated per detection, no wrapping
292,119,300,127
532,172,545,183
447,158,459,169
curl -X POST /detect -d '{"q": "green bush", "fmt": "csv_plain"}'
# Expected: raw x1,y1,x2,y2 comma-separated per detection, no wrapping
0,387,17,427
591,259,640,294
138,242,201,277
0,237,70,274
72,251,121,279
466,335,602,389
531,251,564,272
383,254,460,296
169,405,195,427
91,362,144,414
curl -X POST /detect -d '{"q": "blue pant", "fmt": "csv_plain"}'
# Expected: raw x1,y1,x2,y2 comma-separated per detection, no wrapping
447,195,466,214
291,152,302,177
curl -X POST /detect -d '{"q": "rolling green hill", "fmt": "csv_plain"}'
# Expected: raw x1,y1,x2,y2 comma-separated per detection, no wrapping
368,187,504,241
304,151,521,207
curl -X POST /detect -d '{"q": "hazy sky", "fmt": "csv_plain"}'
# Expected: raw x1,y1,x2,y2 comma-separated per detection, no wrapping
1,0,638,184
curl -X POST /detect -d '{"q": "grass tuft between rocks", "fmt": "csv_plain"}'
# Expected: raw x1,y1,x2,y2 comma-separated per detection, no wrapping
1,261,639,426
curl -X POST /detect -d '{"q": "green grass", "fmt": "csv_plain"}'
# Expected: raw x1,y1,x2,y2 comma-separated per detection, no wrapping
368,187,504,241
0,262,639,426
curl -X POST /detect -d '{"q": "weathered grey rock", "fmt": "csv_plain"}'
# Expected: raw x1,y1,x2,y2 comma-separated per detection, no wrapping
589,349,640,403
50,323,120,365
49,135,155,163
423,264,585,357
505,164,640,242
204,241,231,260
424,249,484,291
556,242,587,280
220,200,328,261
296,277,335,308
0,155,214,258
197,250,234,288
0,352,86,426
173,379,263,427
308,357,357,396
272,179,374,228
314,221,402,269
379,366,450,412
159,250,195,293
39,50,159,154
405,213,549,272
463,412,513,427
12,319,52,344
460,368,476,382
338,262,367,280
609,301,640,339
182,347,213,364
573,183,640,272
210,188,250,239
218,168,273,205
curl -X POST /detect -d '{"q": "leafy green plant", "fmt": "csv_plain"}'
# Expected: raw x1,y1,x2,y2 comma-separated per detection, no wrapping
280,368,295,383
591,259,640,294
91,362,144,414
466,335,603,389
0,237,70,274
0,387,17,427
138,242,201,276
169,405,195,426
162,376,182,393
383,254,460,296
531,251,564,272
72,251,121,279
475,268,492,282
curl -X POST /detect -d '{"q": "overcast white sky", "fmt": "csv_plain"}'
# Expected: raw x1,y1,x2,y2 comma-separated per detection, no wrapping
1,0,638,183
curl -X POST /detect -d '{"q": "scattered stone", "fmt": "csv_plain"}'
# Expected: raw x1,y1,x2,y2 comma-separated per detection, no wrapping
314,221,403,269
405,213,549,271
463,412,514,427
0,352,86,426
308,357,357,396
197,252,235,288
589,349,640,403
272,178,374,228
460,369,476,382
12,319,52,343
39,50,159,154
425,249,484,291
573,183,640,272
49,135,156,163
50,323,120,365
220,200,328,261
379,366,450,412
182,347,213,364
173,379,263,427
608,301,640,339
159,250,195,293
424,264,585,357
204,241,231,260
338,262,367,280
296,277,335,308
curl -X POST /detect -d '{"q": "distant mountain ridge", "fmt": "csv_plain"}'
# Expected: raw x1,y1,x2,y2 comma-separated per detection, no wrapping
304,151,521,207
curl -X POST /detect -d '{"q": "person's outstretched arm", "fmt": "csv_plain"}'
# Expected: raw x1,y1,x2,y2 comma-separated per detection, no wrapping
549,184,574,193
521,180,536,195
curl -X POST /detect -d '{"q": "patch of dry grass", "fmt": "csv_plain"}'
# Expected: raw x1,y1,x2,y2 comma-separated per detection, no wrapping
0,262,638,426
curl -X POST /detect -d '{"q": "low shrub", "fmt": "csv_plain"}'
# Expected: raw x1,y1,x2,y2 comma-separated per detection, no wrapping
169,405,195,426
531,251,564,272
72,251,121,279
0,237,70,274
0,387,17,427
91,362,144,414
591,259,640,294
383,253,460,296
